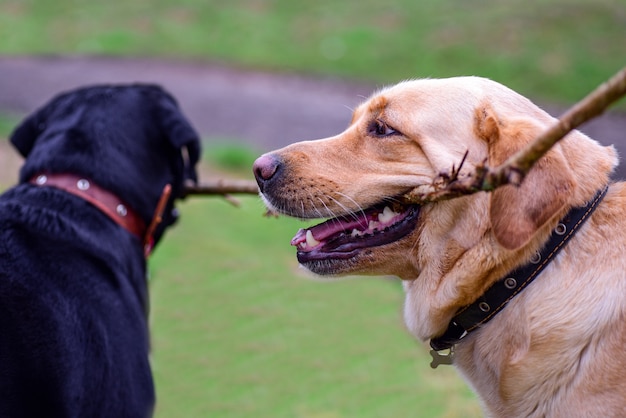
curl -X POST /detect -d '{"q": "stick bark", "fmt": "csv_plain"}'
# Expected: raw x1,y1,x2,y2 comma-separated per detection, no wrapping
182,179,259,197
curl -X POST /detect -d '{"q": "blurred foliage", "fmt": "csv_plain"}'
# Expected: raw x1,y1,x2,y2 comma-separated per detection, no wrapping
0,0,624,103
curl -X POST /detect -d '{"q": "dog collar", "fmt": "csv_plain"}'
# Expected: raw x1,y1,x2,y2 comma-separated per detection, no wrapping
30,173,173,257
30,173,147,238
29,173,174,259
429,186,609,367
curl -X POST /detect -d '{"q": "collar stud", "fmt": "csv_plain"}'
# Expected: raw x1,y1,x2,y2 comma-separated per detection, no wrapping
116,204,128,217
504,277,517,289
529,252,542,264
77,179,90,191
554,222,567,235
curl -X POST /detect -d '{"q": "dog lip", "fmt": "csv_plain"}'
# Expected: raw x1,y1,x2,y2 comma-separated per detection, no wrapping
290,212,370,248
294,205,420,262
291,203,410,249
297,248,360,262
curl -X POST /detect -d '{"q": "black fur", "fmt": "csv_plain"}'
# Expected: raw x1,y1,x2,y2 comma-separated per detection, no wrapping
0,84,201,417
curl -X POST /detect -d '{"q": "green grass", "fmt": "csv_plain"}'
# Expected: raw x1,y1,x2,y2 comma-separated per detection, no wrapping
1,0,624,104
149,195,481,417
203,141,261,172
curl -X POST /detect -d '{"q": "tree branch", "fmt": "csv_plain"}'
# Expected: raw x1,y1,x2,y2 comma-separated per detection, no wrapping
182,178,259,207
182,179,259,197
402,66,626,204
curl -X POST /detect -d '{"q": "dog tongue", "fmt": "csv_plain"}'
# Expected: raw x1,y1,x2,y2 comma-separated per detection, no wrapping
291,212,371,247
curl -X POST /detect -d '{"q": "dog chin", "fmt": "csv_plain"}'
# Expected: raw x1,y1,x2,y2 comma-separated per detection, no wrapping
297,253,364,277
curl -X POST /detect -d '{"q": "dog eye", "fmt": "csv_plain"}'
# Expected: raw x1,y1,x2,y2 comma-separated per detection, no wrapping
369,120,398,137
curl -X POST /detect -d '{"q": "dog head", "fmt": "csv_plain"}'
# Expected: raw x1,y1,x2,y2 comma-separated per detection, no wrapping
253,77,617,284
10,83,201,247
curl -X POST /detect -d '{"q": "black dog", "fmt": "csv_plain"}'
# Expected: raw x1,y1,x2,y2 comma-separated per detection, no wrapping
0,84,201,417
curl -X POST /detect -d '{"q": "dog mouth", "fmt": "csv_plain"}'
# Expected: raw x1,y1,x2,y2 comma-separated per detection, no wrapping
290,202,421,263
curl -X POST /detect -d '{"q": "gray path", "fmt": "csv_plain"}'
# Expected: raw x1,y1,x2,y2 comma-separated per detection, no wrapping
0,56,371,152
1,56,624,178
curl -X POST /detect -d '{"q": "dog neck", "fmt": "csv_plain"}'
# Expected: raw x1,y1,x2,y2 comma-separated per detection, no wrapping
428,185,608,367
29,173,171,257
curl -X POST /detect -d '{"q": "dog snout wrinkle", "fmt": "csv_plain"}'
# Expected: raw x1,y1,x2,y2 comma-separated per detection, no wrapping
253,153,282,191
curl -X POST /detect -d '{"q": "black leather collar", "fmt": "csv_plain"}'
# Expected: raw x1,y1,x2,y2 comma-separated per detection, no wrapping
430,186,609,355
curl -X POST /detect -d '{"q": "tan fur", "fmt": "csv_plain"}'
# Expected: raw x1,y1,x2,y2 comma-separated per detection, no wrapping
257,77,625,417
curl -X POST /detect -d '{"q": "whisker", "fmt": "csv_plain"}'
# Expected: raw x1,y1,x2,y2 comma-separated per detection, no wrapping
317,197,347,229
327,195,362,223
307,187,346,229
304,188,326,219
316,196,336,218
382,195,405,206
334,192,367,220
409,234,420,255
326,178,358,186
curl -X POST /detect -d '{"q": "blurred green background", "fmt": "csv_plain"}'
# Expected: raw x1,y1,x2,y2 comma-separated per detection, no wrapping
1,0,624,103
1,1,624,417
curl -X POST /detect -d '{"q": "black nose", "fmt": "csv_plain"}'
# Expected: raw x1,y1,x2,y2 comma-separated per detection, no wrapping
253,153,281,192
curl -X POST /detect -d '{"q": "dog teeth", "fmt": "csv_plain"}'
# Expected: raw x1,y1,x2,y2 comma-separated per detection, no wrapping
378,206,398,223
306,230,320,247
368,220,380,230
298,206,402,249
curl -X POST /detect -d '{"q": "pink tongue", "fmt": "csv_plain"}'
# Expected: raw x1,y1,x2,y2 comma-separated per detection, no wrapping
291,211,372,246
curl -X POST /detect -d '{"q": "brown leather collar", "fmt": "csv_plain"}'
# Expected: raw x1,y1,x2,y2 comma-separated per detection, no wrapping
30,173,147,240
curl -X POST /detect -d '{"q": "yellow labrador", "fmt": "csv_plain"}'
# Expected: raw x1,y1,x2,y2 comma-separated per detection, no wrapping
253,77,625,417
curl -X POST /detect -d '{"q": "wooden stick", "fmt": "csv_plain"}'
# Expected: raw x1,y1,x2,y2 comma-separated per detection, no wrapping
403,66,626,204
181,178,259,198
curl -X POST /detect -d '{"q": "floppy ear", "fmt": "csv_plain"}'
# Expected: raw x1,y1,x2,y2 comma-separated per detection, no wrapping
9,109,46,158
475,105,575,250
157,94,202,185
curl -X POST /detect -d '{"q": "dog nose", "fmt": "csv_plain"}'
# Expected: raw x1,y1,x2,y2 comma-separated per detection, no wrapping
253,153,281,191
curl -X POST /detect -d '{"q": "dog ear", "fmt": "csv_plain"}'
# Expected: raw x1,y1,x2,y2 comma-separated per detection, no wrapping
475,105,575,250
157,94,202,185
9,108,46,158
